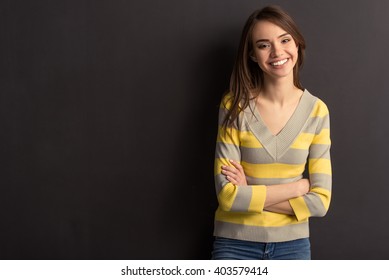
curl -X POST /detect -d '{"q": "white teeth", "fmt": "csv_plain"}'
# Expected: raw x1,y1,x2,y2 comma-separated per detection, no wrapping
271,59,288,66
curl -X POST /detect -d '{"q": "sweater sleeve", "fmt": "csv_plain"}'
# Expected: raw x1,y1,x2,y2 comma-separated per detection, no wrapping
214,94,267,213
289,101,332,221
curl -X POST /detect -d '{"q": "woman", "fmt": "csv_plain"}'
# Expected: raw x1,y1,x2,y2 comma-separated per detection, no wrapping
212,5,332,260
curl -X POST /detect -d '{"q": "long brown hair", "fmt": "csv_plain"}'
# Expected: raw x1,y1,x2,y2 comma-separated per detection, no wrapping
223,5,306,128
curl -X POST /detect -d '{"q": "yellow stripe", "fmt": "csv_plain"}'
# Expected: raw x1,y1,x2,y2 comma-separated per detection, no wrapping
240,130,263,148
217,127,263,148
290,133,315,149
289,196,311,221
309,158,332,175
215,208,303,226
310,100,329,118
217,126,240,145
217,183,237,211
312,128,330,145
220,93,234,110
312,187,331,210
248,185,266,212
241,162,305,179
215,158,235,175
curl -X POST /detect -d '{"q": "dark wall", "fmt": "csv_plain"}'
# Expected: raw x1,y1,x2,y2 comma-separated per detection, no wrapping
1,0,388,259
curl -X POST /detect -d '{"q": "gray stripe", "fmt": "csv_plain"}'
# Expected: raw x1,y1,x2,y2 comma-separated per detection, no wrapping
310,173,332,191
215,142,241,161
216,174,306,193
218,107,239,129
278,149,309,164
315,114,330,133
302,116,330,134
215,174,230,194
246,175,302,186
240,146,275,164
245,174,330,191
309,144,330,159
214,220,309,242
304,193,327,217
302,117,320,134
241,146,309,165
218,107,251,131
230,187,252,212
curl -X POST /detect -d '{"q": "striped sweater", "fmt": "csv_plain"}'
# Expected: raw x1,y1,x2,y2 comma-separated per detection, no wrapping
213,89,331,242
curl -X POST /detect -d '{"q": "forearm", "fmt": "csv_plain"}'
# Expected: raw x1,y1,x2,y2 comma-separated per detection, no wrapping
218,156,309,214
264,200,294,215
264,179,308,208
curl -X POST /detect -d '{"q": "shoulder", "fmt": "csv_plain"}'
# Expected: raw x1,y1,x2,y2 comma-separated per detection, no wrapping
220,91,235,110
304,89,330,117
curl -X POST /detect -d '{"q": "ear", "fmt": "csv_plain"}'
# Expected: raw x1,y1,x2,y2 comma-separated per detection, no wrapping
250,56,257,62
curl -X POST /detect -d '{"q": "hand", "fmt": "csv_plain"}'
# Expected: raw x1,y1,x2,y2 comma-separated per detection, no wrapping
221,160,248,186
296,178,310,196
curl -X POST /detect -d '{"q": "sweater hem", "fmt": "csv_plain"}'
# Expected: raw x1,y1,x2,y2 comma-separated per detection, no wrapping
213,220,310,243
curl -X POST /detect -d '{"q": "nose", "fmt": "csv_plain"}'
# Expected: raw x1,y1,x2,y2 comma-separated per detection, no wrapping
271,43,283,58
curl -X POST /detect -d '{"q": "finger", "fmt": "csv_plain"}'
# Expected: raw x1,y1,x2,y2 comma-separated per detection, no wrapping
229,160,243,171
222,169,238,179
228,159,239,167
226,176,238,185
230,159,243,170
221,165,238,173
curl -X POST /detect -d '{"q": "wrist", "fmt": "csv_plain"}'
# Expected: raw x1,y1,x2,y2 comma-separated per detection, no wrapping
295,179,308,196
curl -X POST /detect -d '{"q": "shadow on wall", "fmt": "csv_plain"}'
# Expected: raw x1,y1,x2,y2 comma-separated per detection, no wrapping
161,42,237,259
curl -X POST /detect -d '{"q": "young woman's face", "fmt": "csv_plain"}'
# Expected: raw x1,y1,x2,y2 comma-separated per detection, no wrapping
251,20,298,81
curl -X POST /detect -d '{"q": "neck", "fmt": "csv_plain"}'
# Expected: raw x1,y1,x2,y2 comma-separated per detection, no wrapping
260,74,300,105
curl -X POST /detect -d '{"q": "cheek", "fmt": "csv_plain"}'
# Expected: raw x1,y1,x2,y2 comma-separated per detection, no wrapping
290,46,299,60
254,51,269,65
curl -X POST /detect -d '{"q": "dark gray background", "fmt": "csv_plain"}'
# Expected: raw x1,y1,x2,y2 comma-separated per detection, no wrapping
1,0,388,259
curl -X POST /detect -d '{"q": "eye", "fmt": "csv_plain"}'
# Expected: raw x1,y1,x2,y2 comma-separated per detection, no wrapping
281,37,292,44
257,42,271,49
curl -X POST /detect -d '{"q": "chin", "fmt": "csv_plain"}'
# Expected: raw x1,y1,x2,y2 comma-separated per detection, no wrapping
265,69,294,79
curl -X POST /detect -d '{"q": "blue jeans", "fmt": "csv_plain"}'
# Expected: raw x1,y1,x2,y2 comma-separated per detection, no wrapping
211,237,311,260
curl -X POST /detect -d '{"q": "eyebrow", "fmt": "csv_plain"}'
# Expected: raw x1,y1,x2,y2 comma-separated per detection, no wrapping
255,33,291,43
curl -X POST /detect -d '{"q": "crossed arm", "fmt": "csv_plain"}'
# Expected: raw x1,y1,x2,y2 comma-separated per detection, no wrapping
215,97,331,219
221,159,310,215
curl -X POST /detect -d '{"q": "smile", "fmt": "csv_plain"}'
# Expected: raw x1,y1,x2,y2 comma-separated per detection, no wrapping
270,58,288,66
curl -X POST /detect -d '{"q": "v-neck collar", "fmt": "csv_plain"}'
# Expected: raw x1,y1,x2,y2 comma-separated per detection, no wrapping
243,89,317,161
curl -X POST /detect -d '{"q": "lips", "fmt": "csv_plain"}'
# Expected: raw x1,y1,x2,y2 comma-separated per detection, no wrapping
270,58,288,66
